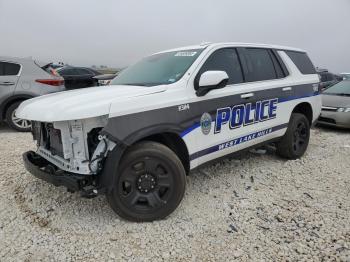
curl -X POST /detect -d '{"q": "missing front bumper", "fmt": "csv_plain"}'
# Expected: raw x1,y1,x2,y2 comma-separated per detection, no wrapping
23,151,94,193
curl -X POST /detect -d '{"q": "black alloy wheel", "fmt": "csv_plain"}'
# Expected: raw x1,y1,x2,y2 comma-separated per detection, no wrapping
107,141,186,222
292,121,308,153
276,113,310,159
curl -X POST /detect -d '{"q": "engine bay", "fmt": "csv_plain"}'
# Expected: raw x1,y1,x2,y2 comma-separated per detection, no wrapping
31,116,115,175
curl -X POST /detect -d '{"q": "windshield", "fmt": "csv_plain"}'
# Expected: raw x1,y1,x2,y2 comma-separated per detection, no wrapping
110,49,203,86
323,81,350,96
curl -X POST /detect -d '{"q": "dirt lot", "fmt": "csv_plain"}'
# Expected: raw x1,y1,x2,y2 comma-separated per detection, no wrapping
0,123,349,261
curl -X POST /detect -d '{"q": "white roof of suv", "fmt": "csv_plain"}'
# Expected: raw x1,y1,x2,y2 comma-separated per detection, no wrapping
156,42,306,54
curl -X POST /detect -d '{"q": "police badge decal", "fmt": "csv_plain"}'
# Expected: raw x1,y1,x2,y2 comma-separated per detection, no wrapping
200,113,212,135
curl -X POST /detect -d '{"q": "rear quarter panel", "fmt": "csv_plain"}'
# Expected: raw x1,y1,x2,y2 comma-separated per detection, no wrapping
15,60,65,96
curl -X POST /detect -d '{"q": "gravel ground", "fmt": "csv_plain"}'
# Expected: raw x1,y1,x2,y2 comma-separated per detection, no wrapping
0,122,349,261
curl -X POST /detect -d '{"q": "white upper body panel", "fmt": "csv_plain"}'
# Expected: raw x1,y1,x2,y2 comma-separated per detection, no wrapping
16,85,167,121
16,42,315,123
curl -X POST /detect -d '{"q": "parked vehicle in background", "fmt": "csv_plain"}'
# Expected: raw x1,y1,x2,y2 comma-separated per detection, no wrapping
57,66,101,89
318,80,350,128
0,56,65,131
334,74,344,82
341,73,350,80
48,63,64,70
93,73,117,86
317,68,340,90
17,42,321,221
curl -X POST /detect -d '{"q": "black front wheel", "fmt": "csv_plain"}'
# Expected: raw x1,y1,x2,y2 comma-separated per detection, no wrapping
276,113,310,159
107,141,186,222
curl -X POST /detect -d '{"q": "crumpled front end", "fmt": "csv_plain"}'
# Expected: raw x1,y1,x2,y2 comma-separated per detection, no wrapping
30,116,115,174
23,116,116,195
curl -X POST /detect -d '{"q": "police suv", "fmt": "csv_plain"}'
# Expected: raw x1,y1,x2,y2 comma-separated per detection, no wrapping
17,43,321,221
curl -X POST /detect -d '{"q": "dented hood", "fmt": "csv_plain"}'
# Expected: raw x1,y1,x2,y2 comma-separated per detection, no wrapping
16,85,167,121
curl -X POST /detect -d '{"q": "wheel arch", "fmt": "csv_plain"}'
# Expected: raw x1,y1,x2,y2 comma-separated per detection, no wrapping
135,132,190,175
100,126,191,193
0,94,34,121
291,102,313,125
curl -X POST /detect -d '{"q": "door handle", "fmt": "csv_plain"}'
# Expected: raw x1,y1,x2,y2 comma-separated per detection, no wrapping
241,93,254,99
0,81,15,86
282,87,292,91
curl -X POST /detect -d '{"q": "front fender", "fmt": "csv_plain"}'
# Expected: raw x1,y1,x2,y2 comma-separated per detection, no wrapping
100,124,185,193
98,142,126,194
101,107,193,145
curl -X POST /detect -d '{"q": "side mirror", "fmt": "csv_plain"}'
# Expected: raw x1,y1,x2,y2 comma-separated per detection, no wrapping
196,71,229,97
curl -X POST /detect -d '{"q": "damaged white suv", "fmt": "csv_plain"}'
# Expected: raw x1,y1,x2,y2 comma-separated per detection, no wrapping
18,43,321,221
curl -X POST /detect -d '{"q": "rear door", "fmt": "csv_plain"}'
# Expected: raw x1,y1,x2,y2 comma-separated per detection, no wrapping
0,61,21,104
238,47,288,133
186,47,288,167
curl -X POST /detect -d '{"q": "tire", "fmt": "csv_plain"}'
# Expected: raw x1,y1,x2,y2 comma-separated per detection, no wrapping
276,113,310,159
107,141,186,222
6,102,31,132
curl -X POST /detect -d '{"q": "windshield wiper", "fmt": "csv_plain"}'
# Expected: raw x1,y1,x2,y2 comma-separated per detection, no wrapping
122,83,149,86
121,83,165,87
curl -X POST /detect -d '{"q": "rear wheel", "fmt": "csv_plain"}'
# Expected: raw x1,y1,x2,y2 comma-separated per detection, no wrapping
6,102,31,132
276,113,310,159
107,141,186,222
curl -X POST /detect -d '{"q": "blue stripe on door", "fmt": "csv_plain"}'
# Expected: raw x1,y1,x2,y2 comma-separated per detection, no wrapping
189,123,288,161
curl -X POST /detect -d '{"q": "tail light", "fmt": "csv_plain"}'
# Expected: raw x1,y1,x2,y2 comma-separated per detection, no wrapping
35,78,64,86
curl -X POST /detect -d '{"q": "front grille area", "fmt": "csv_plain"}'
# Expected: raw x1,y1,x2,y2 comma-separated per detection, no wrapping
31,121,41,142
318,116,336,124
33,122,64,158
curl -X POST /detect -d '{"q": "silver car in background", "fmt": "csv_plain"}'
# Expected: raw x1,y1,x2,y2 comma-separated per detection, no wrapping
318,80,350,128
0,56,65,131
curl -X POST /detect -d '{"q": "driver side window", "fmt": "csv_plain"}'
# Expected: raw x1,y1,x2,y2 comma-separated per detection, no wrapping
198,48,244,86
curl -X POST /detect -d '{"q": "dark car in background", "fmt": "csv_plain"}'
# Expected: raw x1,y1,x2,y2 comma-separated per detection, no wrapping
318,80,350,128
317,68,341,90
93,73,117,86
57,66,101,89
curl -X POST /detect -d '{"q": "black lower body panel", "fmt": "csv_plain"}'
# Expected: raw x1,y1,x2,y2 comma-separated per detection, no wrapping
23,151,91,192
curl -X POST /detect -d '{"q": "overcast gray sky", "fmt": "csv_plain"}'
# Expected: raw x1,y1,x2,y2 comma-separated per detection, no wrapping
0,0,349,72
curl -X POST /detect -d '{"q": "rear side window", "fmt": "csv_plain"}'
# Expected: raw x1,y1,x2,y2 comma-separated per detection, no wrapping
0,62,21,76
58,68,80,76
326,73,335,81
198,48,244,85
243,48,278,82
269,51,286,78
77,68,93,75
285,51,316,74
